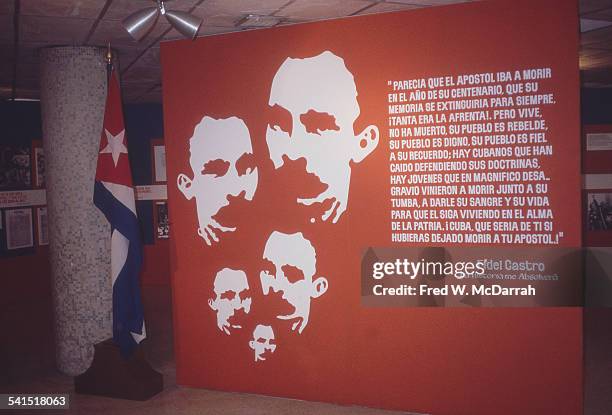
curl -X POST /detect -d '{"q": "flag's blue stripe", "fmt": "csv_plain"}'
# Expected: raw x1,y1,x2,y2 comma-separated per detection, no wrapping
93,180,145,357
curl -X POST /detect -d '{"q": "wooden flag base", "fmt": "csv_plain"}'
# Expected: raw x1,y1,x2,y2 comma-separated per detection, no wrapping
74,339,163,400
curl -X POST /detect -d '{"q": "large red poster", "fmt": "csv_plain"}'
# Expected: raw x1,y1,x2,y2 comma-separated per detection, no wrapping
161,1,582,414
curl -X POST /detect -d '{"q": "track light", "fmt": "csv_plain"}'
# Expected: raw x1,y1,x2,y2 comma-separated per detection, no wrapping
164,10,202,39
123,7,159,41
122,0,202,41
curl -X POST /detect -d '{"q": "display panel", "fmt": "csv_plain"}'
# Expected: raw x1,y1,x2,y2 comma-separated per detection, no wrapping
5,208,33,250
161,1,582,414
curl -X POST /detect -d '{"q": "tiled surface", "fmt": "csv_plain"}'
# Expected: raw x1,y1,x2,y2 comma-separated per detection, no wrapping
5,286,422,415
193,0,291,19
20,15,94,44
1,0,612,101
275,0,373,19
20,0,103,19
39,47,113,376
7,377,424,415
5,282,612,414
88,18,169,48
103,0,201,21
357,2,423,15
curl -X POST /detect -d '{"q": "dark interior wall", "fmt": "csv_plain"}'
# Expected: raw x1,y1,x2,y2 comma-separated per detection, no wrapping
124,103,171,285
0,101,54,386
0,100,167,384
125,104,164,185
1,101,42,141
581,88,612,125
125,103,163,246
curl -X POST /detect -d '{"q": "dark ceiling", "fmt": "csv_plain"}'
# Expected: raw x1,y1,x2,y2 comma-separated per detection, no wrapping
1,0,611,103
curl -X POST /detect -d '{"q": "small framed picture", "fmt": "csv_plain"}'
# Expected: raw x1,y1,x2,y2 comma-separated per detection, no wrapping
151,139,166,183
0,145,31,189
586,132,612,152
587,193,612,231
5,208,34,250
156,201,169,239
37,207,48,245
583,125,612,174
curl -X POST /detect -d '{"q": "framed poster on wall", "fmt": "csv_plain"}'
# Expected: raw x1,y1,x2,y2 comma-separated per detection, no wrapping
583,125,612,246
151,139,166,183
0,145,31,190
587,193,612,231
583,177,612,246
155,201,169,239
586,132,612,151
5,208,33,250
583,124,612,173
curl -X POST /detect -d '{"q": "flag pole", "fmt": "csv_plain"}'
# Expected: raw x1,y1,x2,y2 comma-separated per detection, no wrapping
106,42,113,83
75,40,162,402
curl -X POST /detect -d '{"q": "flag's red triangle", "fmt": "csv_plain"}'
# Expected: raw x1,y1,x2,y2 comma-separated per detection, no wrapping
95,70,134,187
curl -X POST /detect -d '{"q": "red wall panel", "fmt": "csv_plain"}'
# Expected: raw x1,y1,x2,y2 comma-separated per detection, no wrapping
161,1,582,414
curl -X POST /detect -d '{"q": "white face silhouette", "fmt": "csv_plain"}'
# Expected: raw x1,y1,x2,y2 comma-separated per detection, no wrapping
266,51,379,223
249,324,276,362
260,231,328,334
178,116,258,245
208,268,252,335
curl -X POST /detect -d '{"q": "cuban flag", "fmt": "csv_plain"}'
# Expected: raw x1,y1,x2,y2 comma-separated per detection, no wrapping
93,69,146,356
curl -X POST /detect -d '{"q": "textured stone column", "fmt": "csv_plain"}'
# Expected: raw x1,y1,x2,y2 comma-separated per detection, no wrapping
40,47,113,375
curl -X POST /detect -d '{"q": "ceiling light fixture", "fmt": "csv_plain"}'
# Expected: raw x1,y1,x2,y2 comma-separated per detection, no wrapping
236,14,283,29
122,0,202,41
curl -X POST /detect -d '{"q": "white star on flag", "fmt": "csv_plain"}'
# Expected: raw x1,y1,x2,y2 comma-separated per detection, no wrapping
100,129,128,167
